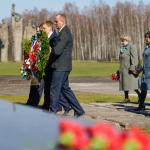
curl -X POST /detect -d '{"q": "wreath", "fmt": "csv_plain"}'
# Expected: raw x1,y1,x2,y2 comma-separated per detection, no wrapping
20,31,50,81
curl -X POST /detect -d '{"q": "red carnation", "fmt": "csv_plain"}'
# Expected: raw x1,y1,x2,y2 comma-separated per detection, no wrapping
110,74,116,80
37,39,39,42
31,55,35,60
24,53,28,60
23,69,25,71
32,52,36,56
26,65,28,68
34,56,37,62
115,76,119,81
34,65,38,70
31,55,37,62
27,70,31,74
110,73,119,81
23,63,26,65
121,127,150,150
35,48,38,53
59,119,90,149
31,62,35,67
33,44,39,49
87,122,122,150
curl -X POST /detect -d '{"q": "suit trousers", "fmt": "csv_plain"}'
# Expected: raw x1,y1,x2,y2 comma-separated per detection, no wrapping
26,78,45,107
43,74,70,111
26,76,70,110
50,71,84,115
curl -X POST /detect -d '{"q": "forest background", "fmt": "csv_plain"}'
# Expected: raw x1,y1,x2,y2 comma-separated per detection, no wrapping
4,1,150,61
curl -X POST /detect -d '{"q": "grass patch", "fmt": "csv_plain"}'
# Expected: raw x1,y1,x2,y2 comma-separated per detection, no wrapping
0,95,44,105
0,61,143,76
70,61,119,76
0,94,150,104
0,61,119,76
142,127,150,134
0,62,23,75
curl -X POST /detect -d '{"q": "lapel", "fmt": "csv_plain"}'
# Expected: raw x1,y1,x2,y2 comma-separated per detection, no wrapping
49,31,57,41
54,25,67,45
54,30,62,44
56,25,67,40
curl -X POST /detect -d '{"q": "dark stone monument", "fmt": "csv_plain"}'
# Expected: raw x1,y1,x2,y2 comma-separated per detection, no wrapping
0,100,60,150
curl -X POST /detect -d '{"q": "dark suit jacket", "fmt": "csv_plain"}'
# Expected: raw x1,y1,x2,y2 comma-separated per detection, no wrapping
45,30,57,74
49,25,73,71
49,29,57,48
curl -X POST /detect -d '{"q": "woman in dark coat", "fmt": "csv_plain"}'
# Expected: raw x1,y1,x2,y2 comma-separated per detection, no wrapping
134,31,150,111
119,35,141,103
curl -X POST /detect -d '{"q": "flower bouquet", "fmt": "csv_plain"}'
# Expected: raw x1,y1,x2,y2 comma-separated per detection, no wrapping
21,31,50,82
57,119,150,150
110,70,119,81
20,58,31,80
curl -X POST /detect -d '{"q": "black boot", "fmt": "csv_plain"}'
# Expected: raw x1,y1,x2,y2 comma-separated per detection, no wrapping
134,104,145,111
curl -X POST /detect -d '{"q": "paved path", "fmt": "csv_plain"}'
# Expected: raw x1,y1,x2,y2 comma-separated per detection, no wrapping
0,75,150,129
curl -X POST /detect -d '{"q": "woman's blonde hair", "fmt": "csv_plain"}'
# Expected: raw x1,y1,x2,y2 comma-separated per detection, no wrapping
120,34,131,42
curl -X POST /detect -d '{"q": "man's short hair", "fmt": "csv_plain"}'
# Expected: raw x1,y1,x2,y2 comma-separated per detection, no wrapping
57,14,67,24
42,21,53,30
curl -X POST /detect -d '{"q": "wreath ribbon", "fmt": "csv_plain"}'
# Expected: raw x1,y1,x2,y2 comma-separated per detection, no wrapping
29,40,38,78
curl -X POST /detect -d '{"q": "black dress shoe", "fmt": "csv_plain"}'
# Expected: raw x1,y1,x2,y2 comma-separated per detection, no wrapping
40,106,50,111
63,107,72,115
74,112,85,118
134,105,145,111
57,107,62,112
122,99,130,103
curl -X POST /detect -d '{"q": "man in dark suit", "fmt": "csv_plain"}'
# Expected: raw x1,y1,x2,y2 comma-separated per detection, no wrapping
26,21,72,114
48,14,85,117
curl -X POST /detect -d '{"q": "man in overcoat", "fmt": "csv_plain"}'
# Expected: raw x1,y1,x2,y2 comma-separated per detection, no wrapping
48,14,85,117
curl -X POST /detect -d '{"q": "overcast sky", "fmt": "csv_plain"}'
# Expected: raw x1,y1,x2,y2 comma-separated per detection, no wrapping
0,0,150,22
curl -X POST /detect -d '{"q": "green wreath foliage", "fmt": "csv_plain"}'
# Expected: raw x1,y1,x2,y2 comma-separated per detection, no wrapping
22,31,50,80
22,39,32,56
35,30,50,79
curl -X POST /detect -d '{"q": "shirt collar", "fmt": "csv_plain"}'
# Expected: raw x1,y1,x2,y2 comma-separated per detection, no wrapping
145,44,150,49
59,25,66,33
48,31,53,38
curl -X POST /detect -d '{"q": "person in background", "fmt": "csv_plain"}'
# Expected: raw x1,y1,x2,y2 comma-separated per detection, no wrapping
25,25,44,107
134,31,150,111
36,26,40,33
119,34,141,103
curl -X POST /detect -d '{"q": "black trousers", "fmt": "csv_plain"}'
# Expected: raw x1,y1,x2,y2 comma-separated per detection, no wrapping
139,90,147,105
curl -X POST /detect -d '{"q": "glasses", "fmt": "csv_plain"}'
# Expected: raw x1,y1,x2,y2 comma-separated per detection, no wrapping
145,37,150,39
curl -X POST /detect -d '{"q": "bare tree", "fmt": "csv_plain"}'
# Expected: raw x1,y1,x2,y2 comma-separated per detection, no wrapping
3,1,150,61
